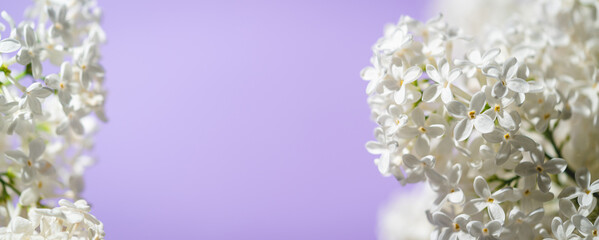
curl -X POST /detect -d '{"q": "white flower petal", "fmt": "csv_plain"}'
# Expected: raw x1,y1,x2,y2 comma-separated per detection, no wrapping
515,162,536,176
426,124,445,138
507,78,530,93
488,203,505,222
454,119,473,141
0,38,20,53
474,176,491,198
426,64,442,83
474,114,494,133
422,84,442,102
446,101,467,117
403,66,422,83
414,135,430,156
411,107,425,127
543,158,567,174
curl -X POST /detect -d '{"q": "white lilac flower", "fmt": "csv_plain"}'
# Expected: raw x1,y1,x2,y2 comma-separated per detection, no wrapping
382,64,422,104
0,1,107,238
423,58,463,103
546,217,580,240
501,208,544,240
463,176,513,222
4,138,55,184
558,198,596,219
376,105,408,136
516,176,553,213
19,82,52,115
432,212,470,240
558,168,599,208
571,215,599,240
401,154,444,189
397,107,445,156
16,25,44,79
514,151,566,192
482,127,536,165
44,61,73,107
466,220,502,240
483,57,529,98
0,38,20,53
364,2,599,239
455,48,500,78
447,91,495,141
482,85,518,131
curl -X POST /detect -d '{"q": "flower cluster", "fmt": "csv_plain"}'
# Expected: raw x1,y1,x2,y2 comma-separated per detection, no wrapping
0,0,106,239
363,0,599,239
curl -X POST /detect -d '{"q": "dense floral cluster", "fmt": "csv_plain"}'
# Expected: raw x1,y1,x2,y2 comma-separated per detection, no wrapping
363,0,599,239
0,0,106,239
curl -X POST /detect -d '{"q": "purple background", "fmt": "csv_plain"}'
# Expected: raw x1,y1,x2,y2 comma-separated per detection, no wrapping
5,1,430,239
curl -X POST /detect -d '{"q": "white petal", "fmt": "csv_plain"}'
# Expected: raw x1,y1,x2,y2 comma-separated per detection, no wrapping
403,66,422,83
543,158,567,174
19,187,38,206
497,111,516,131
446,101,467,117
426,124,445,138
440,87,452,103
474,176,491,198
577,168,591,190
426,64,442,83
397,127,419,138
464,199,488,215
474,114,494,133
411,107,425,127
28,138,45,160
394,86,407,104
377,154,390,175
482,48,500,63
515,162,536,176
492,81,507,98
402,154,420,169
496,142,511,165
447,68,462,82
0,38,20,53
559,199,577,218
572,215,594,234
27,98,42,115
482,129,503,143
9,216,33,234
454,119,473,141
537,173,552,192
507,78,530,93
488,203,505,222
31,58,42,80
470,91,486,113
422,84,441,102
414,135,430,156
447,188,464,203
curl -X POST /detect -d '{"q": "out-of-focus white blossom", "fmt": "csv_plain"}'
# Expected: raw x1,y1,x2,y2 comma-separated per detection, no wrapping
363,0,599,239
0,1,106,239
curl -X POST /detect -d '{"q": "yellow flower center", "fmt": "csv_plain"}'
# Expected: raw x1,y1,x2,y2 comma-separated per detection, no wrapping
468,111,476,119
494,104,501,112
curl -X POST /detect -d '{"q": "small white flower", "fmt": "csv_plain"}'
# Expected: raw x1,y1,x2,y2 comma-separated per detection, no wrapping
16,24,44,79
19,82,52,115
514,151,566,192
463,176,513,222
397,107,445,156
572,214,599,240
447,91,495,141
423,59,463,103
483,57,529,98
467,220,502,240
